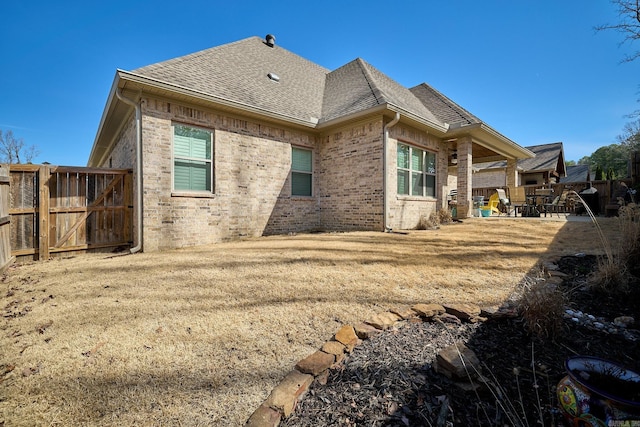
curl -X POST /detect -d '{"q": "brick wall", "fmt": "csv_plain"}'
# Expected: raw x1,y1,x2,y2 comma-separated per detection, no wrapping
317,119,385,231
386,123,441,229
472,169,506,188
105,97,321,251
103,97,455,248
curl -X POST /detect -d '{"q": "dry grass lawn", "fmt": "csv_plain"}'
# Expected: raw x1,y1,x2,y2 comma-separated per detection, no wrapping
0,218,622,426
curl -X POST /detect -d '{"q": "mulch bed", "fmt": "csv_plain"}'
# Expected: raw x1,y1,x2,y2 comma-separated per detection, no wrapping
282,255,640,426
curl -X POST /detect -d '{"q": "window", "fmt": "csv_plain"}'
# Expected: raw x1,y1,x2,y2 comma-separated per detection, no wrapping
397,143,436,197
291,147,312,196
173,124,213,192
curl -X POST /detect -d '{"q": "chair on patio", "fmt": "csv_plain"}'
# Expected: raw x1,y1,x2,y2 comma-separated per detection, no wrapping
543,189,572,217
506,186,527,216
487,192,501,215
495,188,512,216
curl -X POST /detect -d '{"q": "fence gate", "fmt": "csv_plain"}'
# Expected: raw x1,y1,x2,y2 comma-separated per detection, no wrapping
9,165,133,261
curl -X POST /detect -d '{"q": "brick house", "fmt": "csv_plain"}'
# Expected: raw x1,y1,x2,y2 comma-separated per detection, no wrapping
88,35,534,251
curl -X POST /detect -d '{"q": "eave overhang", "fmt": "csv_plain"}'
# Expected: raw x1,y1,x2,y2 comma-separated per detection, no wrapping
446,122,535,161
88,70,534,168
88,70,325,167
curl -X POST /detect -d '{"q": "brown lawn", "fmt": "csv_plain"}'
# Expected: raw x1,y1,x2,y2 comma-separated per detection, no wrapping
0,217,622,426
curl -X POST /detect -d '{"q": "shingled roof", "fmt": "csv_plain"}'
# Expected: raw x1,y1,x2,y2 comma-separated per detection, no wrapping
90,35,535,167
321,58,442,126
131,37,446,129
132,36,329,125
474,142,565,173
410,83,480,127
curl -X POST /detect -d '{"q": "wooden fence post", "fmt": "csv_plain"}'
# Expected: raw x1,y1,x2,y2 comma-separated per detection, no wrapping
0,165,13,271
38,165,50,261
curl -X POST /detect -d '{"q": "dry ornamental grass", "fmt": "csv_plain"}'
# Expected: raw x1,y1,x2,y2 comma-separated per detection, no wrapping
0,217,621,426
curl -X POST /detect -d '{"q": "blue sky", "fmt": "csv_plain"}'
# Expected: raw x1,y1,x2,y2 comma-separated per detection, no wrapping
1,0,639,165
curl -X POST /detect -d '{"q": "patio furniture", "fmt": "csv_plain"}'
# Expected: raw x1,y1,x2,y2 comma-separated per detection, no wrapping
495,189,511,216
486,192,501,215
506,186,527,216
543,189,572,217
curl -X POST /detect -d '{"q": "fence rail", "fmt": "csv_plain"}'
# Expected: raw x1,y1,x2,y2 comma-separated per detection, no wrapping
5,164,133,261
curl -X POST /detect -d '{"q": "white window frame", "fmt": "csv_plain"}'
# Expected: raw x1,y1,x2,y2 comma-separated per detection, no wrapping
397,143,436,198
291,146,313,197
171,123,214,195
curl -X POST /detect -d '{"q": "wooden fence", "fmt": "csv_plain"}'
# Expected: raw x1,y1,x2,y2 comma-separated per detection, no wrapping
0,167,12,271
8,164,133,261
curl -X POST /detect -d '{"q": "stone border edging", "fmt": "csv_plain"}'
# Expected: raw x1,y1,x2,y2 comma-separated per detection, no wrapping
245,302,512,426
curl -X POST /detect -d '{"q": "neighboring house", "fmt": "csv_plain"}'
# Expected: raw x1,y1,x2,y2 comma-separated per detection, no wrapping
88,35,533,251
473,142,566,188
560,164,591,183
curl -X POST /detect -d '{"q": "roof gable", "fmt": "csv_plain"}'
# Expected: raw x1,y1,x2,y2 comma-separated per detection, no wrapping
132,37,329,124
321,59,443,126
518,142,565,173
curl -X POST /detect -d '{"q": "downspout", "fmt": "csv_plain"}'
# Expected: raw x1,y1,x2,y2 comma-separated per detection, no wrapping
115,88,143,253
383,112,400,231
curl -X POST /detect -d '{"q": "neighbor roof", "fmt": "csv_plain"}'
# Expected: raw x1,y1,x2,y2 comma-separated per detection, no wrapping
475,142,565,173
560,164,591,183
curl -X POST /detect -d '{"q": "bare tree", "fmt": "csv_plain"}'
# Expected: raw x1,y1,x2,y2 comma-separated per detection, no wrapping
596,0,640,63
0,129,40,164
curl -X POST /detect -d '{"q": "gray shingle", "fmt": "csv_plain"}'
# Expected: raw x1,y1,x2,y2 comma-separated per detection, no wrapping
133,37,329,124
410,83,480,126
475,142,564,172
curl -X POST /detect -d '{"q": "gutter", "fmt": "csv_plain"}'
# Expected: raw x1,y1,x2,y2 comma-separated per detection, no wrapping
383,112,400,231
115,88,143,254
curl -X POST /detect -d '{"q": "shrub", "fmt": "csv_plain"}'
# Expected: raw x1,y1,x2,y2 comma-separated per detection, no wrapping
415,209,453,230
589,203,640,293
437,208,453,224
416,212,439,230
518,281,565,340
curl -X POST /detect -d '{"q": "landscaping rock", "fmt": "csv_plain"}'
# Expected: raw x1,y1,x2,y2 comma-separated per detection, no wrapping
434,313,461,325
444,303,481,321
265,370,314,417
366,311,401,330
479,305,499,318
614,316,635,328
321,341,345,356
412,303,445,318
434,342,481,379
353,323,381,340
389,305,417,320
246,403,282,427
295,351,335,376
334,325,358,351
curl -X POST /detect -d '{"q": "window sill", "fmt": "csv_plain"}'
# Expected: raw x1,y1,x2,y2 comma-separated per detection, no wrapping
396,195,437,202
290,195,315,200
171,192,216,199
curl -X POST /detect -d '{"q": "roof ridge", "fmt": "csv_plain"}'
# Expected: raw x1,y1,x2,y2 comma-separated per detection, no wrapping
414,83,479,125
354,58,385,106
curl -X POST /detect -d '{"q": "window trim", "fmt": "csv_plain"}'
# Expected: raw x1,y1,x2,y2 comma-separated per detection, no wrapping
291,146,313,197
171,123,214,196
397,142,436,198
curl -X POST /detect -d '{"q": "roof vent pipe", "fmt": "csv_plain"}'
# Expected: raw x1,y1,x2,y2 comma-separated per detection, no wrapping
265,34,275,47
